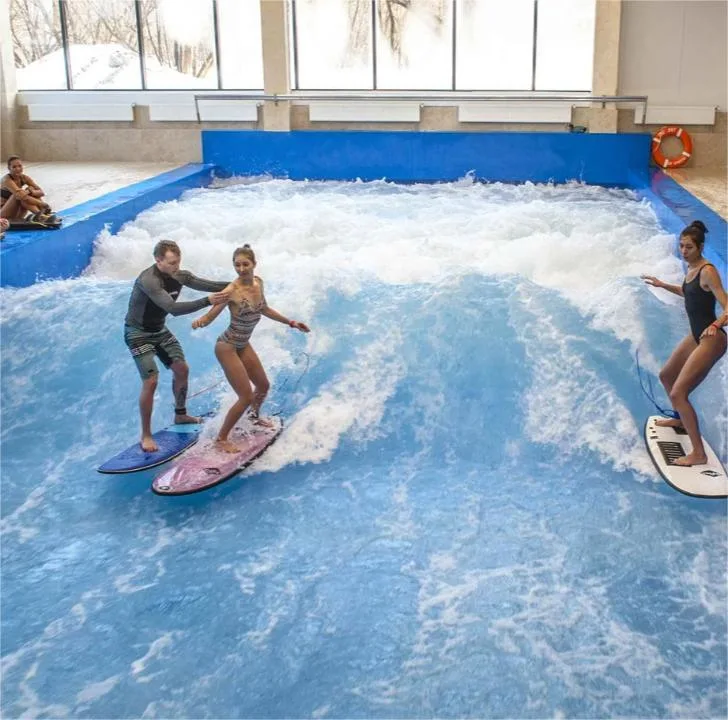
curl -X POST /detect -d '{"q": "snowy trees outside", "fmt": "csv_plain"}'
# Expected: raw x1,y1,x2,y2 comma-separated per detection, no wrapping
11,0,595,91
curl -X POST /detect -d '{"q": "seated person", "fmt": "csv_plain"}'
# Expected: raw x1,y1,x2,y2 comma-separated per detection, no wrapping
0,156,57,223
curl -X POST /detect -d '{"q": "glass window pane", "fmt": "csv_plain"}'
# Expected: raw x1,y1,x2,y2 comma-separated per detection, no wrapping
217,0,264,89
376,0,452,90
535,0,595,90
140,0,218,89
65,0,142,89
456,0,534,90
294,0,373,90
11,0,67,90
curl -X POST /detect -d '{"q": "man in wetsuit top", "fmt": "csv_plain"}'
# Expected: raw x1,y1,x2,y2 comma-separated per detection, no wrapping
125,239,230,452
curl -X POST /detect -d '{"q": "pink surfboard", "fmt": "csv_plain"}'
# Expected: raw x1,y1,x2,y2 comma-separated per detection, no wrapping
151,417,283,496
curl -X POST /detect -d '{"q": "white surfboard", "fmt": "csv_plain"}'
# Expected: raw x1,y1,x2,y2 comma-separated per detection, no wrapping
644,416,728,499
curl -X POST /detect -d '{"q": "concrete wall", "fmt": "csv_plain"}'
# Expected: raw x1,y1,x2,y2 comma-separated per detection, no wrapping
13,104,258,163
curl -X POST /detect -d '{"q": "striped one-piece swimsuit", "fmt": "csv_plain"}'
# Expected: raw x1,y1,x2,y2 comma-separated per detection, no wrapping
218,279,267,349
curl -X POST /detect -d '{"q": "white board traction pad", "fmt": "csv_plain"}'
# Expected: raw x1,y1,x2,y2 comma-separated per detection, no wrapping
644,416,728,499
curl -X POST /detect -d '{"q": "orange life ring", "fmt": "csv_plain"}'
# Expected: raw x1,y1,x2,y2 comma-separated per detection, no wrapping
651,126,693,169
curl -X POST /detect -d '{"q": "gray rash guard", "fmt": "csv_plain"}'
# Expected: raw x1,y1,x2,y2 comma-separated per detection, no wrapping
125,266,228,332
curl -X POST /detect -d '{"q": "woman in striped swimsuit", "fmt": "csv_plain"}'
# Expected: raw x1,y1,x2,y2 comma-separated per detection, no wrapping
192,244,310,453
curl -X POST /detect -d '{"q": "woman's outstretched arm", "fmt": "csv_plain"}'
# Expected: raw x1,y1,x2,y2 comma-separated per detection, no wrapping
261,305,310,332
642,274,684,297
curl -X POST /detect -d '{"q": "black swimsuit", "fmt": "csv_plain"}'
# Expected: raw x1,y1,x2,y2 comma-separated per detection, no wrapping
682,263,724,342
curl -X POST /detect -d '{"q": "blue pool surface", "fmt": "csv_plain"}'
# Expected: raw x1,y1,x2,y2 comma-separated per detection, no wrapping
1,175,726,719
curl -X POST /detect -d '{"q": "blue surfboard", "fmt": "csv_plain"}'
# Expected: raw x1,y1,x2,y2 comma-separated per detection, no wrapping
97,415,212,474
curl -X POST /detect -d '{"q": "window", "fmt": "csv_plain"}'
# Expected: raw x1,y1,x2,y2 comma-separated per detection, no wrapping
289,0,595,92
11,0,67,90
455,0,535,91
217,0,264,89
10,0,596,94
64,0,142,90
535,0,596,91
293,0,373,89
139,0,218,89
375,0,452,90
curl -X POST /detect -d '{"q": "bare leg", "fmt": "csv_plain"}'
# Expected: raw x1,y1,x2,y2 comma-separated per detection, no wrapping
669,332,727,466
170,360,200,424
139,375,159,452
17,196,49,216
655,334,697,427
0,196,27,220
241,344,271,424
215,341,253,452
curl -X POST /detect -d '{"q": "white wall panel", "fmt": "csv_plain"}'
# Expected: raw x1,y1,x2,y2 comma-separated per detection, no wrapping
619,1,727,111
458,102,572,123
308,102,420,122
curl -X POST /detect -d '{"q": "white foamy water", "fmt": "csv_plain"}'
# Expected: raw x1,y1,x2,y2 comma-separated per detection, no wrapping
2,177,726,720
82,177,707,472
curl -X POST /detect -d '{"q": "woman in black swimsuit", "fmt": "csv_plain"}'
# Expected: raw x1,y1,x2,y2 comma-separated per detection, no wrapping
642,220,727,466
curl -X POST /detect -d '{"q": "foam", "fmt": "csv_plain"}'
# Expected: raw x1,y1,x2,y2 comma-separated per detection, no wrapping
8,177,725,472
80,177,709,473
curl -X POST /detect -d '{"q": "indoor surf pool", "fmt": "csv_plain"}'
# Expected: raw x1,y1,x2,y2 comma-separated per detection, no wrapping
1,175,727,718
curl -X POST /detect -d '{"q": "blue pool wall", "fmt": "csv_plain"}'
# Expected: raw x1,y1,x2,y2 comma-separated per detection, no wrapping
0,163,215,288
0,132,725,288
202,130,652,186
637,169,727,281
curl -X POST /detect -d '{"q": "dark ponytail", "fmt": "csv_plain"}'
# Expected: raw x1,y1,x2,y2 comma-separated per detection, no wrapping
680,220,708,247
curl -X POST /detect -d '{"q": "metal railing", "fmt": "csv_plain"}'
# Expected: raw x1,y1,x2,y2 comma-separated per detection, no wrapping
193,93,649,124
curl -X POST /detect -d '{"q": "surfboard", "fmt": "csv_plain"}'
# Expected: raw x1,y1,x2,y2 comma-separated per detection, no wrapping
151,417,283,496
97,418,210,474
644,416,728,499
7,218,62,231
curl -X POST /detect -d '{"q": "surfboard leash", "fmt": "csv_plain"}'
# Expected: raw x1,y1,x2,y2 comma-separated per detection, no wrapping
270,351,311,418
189,379,224,400
635,349,680,420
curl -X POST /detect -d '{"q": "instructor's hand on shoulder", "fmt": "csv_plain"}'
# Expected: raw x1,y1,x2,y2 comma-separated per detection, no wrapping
209,290,230,305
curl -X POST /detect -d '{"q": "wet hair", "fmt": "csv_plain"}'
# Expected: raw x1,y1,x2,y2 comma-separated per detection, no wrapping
680,220,708,247
233,244,256,264
7,155,21,169
153,239,181,259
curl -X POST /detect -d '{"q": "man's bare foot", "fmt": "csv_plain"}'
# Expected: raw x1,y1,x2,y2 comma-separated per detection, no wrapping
673,452,708,467
141,435,159,453
215,439,240,454
655,417,683,428
175,414,202,425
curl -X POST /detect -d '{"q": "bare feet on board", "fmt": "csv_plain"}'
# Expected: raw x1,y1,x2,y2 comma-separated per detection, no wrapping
251,415,275,429
655,417,683,429
175,414,202,425
673,452,708,467
215,439,240,454
141,435,159,453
